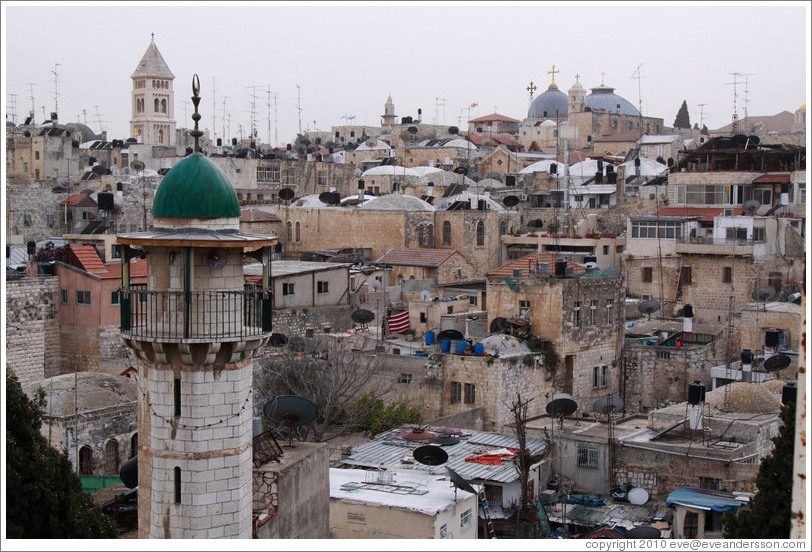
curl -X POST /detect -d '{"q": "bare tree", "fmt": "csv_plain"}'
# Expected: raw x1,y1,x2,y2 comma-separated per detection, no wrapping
254,337,395,442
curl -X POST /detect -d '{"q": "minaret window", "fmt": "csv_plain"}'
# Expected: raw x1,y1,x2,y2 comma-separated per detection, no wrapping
173,378,181,416
174,467,182,504
442,221,451,246
476,221,485,246
295,222,301,242
158,128,164,144
161,99,167,113
154,98,160,112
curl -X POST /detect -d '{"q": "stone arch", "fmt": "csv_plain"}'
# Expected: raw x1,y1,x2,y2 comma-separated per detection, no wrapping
105,439,120,475
79,445,94,475
442,220,452,246
476,220,485,246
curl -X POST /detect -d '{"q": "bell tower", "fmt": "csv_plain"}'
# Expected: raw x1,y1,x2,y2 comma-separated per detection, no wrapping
118,76,276,538
130,34,177,145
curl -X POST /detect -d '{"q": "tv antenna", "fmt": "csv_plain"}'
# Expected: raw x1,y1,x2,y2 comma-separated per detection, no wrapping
211,76,216,144
23,82,37,124
434,97,447,125
631,63,645,139
267,86,279,147
51,62,61,119
246,85,260,143
94,106,106,134
697,103,708,130
221,96,229,144
726,72,742,134
7,92,17,124
295,84,303,135
742,73,755,130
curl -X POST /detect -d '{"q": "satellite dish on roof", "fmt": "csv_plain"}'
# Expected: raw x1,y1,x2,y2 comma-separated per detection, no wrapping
584,262,598,270
638,300,660,319
371,279,383,291
421,290,432,301
763,354,791,372
593,395,624,415
742,199,760,215
446,467,476,494
119,455,138,489
268,333,288,347
626,526,660,539
448,126,459,135
318,191,341,205
453,166,468,175
413,445,448,466
546,392,578,418
437,329,464,341
430,434,461,446
752,286,775,302
404,427,434,441
263,395,318,447
130,160,145,171
351,309,375,324
627,487,649,505
205,248,228,270
354,168,362,176
279,188,295,201
407,126,418,134
503,195,520,207
490,316,508,333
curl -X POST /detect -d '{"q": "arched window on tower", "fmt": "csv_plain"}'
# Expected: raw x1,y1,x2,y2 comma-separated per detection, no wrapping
442,221,452,246
161,99,167,113
286,221,292,241
295,221,301,242
154,98,160,112
158,128,164,144
499,220,506,236
476,221,485,246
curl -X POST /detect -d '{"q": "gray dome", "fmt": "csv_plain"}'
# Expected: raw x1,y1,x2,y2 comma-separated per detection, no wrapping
65,122,101,142
358,193,435,211
528,83,568,119
586,85,639,116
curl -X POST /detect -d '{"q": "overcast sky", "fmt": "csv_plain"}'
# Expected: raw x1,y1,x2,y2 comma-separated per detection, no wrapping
3,1,809,148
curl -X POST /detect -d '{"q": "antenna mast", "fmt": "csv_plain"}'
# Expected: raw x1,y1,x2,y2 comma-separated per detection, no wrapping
726,72,742,135
631,64,645,139
246,85,259,143
697,103,708,130
94,106,106,134
24,82,37,123
7,93,17,124
212,77,216,144
51,63,61,119
434,97,447,125
222,96,228,144
295,84,303,135
742,73,755,131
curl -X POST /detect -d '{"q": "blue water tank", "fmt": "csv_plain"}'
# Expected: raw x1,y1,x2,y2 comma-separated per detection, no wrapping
425,331,435,345
474,343,484,355
441,339,451,353
456,340,469,354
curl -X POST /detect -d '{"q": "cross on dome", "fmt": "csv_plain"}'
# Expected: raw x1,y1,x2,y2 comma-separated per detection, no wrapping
548,64,560,86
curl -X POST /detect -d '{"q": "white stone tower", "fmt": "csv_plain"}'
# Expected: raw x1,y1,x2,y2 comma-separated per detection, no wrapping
568,74,587,115
381,94,397,128
130,34,177,145
118,76,276,538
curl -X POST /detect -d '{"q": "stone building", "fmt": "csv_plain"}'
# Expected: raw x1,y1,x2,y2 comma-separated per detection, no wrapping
129,36,176,145
376,247,476,286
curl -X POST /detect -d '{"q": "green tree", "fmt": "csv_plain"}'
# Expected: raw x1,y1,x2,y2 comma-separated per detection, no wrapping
350,391,424,437
722,402,796,538
673,100,691,129
6,370,118,538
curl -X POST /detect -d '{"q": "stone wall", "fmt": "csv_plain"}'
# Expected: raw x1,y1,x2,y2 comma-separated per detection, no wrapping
270,304,354,338
5,276,61,383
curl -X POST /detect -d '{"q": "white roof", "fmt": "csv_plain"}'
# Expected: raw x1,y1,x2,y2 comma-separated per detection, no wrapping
540,119,557,127
443,192,504,212
618,157,668,177
519,159,559,174
410,166,445,177
443,138,477,150
640,134,679,144
358,193,435,211
330,468,469,515
290,193,329,208
361,165,420,178
572,184,616,195
354,139,390,151
568,159,614,178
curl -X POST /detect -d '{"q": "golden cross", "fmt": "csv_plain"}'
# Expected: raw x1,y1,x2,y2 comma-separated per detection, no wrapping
601,71,605,86
527,81,537,96
548,64,560,86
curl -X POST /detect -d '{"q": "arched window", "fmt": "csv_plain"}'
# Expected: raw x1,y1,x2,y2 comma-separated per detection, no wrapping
476,221,485,246
130,433,138,459
161,99,167,113
442,221,452,246
418,223,434,247
79,445,94,475
295,221,301,242
105,439,120,475
154,98,160,112
158,128,164,144
286,221,292,241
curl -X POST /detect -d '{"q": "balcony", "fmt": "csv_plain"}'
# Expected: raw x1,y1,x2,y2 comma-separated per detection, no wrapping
120,287,272,343
675,236,757,256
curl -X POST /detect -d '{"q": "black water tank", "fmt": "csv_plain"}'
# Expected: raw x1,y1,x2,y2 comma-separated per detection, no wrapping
607,172,617,184
97,191,114,210
550,163,557,174
740,349,754,364
688,381,706,405
554,260,567,277
780,182,789,194
782,383,797,405
216,138,222,146
505,174,516,187
683,304,694,318
116,181,124,191
27,240,36,255
765,329,781,347
595,171,603,184
119,455,138,489
634,158,640,167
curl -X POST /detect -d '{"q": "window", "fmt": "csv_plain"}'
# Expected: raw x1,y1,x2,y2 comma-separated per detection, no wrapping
722,267,732,283
420,312,427,323
676,184,729,205
683,511,699,538
642,267,653,282
589,300,598,326
111,290,120,306
61,289,68,304
161,99,167,113
442,221,452,246
657,350,671,360
464,383,476,405
174,378,181,416
284,169,296,185
484,485,503,509
768,272,783,295
154,98,160,112
450,382,462,403
295,221,301,242
76,290,91,305
753,227,766,242
439,524,448,538
603,245,610,255
519,300,531,316
631,220,682,239
699,476,722,491
573,301,581,328
317,169,328,186
469,295,478,306
681,267,692,285
79,445,94,475
476,221,485,246
105,439,120,475
286,221,292,241
577,445,599,469
398,373,412,384
317,281,329,294
35,151,40,160
592,365,607,388
498,221,506,236
460,509,473,528
174,467,182,504
257,165,280,183
23,211,32,226
282,283,295,296
605,300,614,325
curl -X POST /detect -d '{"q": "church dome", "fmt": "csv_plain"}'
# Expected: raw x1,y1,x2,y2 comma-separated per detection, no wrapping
586,85,639,116
152,154,240,218
528,83,568,119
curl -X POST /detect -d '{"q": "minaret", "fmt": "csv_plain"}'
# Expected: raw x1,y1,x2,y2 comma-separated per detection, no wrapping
381,94,397,128
568,74,586,115
118,75,277,538
130,34,177,145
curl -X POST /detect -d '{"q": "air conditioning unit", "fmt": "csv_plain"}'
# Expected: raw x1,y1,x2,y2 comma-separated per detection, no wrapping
520,194,528,201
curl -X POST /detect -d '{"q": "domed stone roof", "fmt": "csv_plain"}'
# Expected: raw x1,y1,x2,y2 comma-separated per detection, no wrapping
586,85,639,116
358,193,435,211
528,83,568,119
152,154,240,218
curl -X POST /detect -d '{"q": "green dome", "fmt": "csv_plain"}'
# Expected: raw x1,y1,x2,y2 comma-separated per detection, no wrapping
152,154,240,218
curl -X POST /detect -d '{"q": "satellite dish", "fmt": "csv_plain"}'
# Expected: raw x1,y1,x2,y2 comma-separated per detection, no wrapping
638,300,660,319
593,396,624,415
205,248,228,270
626,526,660,539
546,392,578,418
420,290,432,301
763,354,792,372
448,126,459,135
268,333,288,347
404,427,435,441
351,309,375,324
742,199,761,215
453,166,468,175
787,292,802,304
430,434,461,446
91,164,106,176
413,445,448,466
627,487,649,505
407,126,418,134
437,329,464,341
752,286,775,302
490,317,508,333
446,467,476,495
318,191,341,205
371,280,383,291
119,455,138,489
503,195,520,207
263,395,318,447
279,188,295,201
130,160,145,172
584,262,598,270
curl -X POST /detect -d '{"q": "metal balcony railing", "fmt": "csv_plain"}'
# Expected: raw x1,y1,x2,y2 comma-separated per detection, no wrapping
676,236,761,246
120,286,272,342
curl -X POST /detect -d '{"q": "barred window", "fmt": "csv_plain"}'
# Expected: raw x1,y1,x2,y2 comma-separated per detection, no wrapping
592,365,607,388
577,446,599,469
657,350,671,360
347,512,366,524
573,301,581,329
464,383,476,405
398,373,412,384
642,267,653,282
460,509,473,528
590,300,598,326
257,165,280,183
317,169,328,186
450,381,462,403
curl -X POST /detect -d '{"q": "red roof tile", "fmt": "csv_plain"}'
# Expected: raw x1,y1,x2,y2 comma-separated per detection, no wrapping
101,258,148,280
487,252,586,278
469,113,520,123
752,173,791,183
60,194,96,206
376,247,456,268
655,207,742,222
68,245,108,273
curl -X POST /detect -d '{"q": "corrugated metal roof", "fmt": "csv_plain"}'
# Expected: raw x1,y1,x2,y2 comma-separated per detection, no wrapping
376,247,456,268
666,486,745,512
341,426,547,484
625,317,725,337
487,252,587,278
